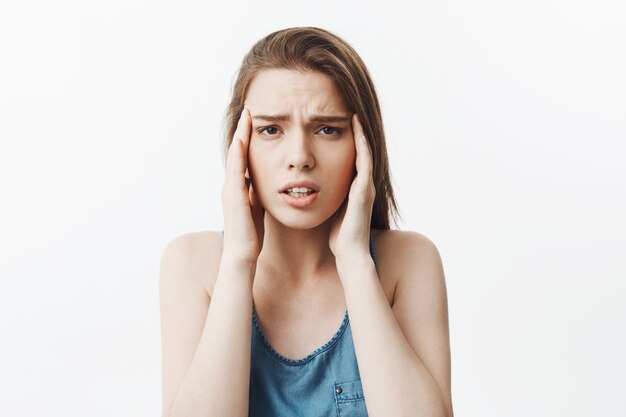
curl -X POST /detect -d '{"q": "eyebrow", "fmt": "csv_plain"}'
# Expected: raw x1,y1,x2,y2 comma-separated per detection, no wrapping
251,114,352,123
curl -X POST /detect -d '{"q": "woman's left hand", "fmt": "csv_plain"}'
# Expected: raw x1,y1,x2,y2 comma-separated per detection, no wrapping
329,113,376,261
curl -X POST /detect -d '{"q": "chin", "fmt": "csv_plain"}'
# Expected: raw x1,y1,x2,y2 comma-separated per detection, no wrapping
267,207,335,230
275,214,326,230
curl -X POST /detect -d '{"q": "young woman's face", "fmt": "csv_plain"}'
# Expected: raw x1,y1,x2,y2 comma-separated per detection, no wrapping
244,69,356,229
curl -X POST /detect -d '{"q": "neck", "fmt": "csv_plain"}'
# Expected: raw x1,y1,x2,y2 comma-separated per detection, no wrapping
255,214,338,288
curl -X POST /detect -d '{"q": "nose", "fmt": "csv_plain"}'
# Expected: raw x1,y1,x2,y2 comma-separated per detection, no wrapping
286,129,315,171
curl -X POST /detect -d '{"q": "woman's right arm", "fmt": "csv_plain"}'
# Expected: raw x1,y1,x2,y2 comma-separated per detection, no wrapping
160,234,255,417
161,108,262,417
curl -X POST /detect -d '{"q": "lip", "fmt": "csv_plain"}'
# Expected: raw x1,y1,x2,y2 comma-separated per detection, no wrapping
280,190,320,208
278,180,320,193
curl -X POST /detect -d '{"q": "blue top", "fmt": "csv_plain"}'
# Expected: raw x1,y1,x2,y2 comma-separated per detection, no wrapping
220,230,379,417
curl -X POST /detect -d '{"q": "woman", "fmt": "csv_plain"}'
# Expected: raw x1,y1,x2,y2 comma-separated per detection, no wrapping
160,27,453,417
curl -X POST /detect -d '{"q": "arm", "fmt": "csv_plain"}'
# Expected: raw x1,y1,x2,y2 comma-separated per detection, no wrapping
336,231,453,417
159,233,255,417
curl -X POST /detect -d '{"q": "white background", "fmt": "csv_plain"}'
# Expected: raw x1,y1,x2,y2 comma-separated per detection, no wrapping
1,1,625,416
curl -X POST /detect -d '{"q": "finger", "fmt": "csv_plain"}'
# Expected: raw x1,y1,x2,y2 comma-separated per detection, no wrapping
226,110,245,171
228,108,248,155
226,109,250,183
238,108,252,147
249,183,265,242
236,108,252,171
226,139,245,189
352,113,373,183
249,181,261,209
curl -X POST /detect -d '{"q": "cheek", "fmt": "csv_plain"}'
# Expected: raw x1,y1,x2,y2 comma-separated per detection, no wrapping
325,144,357,195
337,142,357,179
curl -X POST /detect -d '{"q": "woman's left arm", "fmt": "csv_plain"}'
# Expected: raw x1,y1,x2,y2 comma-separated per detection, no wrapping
329,114,453,417
336,234,453,417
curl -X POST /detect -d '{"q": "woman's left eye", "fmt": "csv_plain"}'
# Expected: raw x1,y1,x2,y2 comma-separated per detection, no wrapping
319,126,343,136
260,126,279,135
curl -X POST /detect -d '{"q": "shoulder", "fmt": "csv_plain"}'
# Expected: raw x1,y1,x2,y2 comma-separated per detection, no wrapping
158,231,223,417
372,228,444,278
372,229,452,414
159,230,223,298
371,228,445,303
372,228,441,253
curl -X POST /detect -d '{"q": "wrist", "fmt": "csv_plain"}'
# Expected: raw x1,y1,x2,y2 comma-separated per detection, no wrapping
335,251,373,272
220,247,258,265
218,254,257,277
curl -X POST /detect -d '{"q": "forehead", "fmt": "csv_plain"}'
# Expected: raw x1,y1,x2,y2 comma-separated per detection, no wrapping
244,68,350,114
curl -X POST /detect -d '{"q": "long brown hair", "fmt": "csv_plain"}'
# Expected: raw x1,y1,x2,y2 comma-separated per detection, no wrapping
222,27,401,230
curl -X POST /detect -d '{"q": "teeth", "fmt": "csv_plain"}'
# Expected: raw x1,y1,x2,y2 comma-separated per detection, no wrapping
287,191,313,197
286,187,314,193
285,186,315,198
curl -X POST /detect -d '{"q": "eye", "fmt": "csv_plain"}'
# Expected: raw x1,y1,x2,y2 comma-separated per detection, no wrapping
258,126,280,136
319,126,343,136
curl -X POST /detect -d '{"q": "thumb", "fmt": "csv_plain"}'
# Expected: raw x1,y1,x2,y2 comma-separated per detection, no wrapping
249,184,265,249
249,182,262,211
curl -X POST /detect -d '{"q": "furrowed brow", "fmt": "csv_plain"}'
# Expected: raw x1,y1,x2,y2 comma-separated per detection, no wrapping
309,115,351,123
251,114,351,123
252,114,290,122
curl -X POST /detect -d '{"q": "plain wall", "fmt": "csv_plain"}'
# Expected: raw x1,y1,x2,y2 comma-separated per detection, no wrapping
1,0,624,416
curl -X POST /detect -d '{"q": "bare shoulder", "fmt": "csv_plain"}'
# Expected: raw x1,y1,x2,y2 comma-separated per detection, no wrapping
372,228,452,415
372,228,443,277
160,230,223,298
159,230,223,417
371,229,445,302
372,229,440,263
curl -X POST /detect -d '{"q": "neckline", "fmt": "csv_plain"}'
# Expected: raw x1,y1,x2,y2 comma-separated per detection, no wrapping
249,231,380,366
252,303,350,366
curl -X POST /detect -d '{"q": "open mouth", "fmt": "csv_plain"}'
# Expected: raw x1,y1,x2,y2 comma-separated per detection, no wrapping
280,189,320,208
281,187,318,197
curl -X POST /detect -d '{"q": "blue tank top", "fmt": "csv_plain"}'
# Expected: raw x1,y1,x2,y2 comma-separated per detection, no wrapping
220,230,379,417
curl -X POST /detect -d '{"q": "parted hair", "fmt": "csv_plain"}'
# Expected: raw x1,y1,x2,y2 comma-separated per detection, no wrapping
222,27,400,230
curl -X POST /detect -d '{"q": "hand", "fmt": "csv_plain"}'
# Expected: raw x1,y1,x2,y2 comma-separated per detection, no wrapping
328,113,376,261
221,108,265,266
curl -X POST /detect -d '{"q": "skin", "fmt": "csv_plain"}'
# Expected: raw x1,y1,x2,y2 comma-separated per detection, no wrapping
242,68,371,289
159,68,453,417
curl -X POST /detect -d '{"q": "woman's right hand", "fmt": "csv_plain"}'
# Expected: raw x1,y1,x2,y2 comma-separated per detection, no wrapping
221,108,265,267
